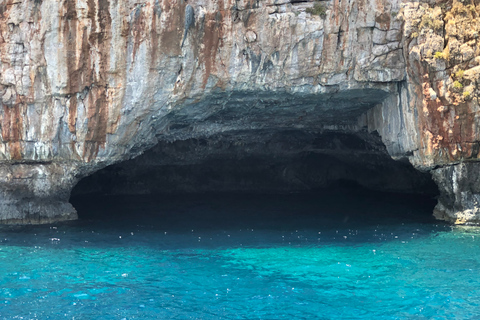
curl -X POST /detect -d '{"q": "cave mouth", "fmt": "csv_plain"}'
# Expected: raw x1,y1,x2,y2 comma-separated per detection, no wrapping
71,129,439,223
70,191,438,234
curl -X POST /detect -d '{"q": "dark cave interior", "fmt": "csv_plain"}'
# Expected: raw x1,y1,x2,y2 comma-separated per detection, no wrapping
71,129,439,221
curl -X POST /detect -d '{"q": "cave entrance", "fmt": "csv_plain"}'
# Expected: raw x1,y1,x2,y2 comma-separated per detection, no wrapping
70,129,438,224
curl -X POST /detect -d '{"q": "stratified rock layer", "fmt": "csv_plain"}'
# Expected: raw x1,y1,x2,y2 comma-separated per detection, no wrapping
0,0,478,223
0,162,79,223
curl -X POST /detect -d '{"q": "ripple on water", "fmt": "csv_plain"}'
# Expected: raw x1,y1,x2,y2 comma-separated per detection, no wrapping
0,193,478,319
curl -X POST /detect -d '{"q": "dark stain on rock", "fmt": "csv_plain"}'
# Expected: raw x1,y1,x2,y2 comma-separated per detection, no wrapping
68,95,77,134
247,48,261,74
64,0,81,92
98,0,112,39
201,9,224,88
0,0,12,23
154,0,162,17
262,59,274,72
159,0,185,56
244,0,260,10
83,87,108,162
2,103,24,160
131,5,146,60
470,142,480,159
375,12,391,27
64,0,77,20
0,4,6,18
151,1,162,64
181,4,195,47
242,10,252,28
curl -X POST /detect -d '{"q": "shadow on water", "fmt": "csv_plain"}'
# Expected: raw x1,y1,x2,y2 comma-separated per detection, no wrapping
2,188,479,320
0,187,444,249
70,187,444,243
71,187,439,228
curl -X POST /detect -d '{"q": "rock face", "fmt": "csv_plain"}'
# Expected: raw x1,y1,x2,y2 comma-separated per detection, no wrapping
367,0,480,223
0,0,477,223
0,162,79,224
431,163,480,224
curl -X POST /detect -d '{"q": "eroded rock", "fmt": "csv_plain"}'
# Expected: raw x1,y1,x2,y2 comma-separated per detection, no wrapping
0,162,80,224
432,163,480,225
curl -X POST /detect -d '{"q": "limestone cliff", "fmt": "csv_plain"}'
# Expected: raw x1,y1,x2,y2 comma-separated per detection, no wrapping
0,0,477,223
367,0,480,223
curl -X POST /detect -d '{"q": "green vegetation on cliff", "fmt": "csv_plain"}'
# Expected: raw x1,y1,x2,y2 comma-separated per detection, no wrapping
306,2,327,18
401,0,480,104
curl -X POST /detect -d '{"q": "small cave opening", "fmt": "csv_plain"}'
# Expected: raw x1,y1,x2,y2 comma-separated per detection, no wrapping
70,130,439,227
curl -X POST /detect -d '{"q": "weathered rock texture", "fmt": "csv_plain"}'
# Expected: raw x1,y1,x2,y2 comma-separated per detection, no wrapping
0,162,79,223
0,0,477,223
432,163,480,224
367,0,480,223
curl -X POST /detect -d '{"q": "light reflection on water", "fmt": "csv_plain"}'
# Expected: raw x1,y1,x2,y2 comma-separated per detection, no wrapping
1,191,478,319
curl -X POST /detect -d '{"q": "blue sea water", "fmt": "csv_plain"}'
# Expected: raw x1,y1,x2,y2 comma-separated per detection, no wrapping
0,191,479,319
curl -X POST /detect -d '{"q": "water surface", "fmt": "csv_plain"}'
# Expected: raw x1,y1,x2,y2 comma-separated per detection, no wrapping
1,191,478,319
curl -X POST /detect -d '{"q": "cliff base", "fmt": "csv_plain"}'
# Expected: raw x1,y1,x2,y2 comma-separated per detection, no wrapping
0,163,79,224
432,163,480,225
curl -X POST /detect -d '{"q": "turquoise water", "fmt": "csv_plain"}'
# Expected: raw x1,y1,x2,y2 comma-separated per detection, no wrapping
0,192,479,319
